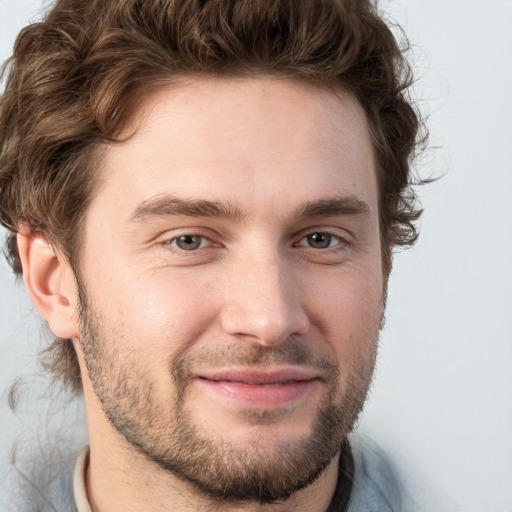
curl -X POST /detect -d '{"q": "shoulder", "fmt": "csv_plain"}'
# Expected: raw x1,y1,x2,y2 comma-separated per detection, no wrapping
347,435,408,512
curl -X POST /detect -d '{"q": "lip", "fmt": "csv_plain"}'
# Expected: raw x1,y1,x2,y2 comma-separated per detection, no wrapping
195,367,320,408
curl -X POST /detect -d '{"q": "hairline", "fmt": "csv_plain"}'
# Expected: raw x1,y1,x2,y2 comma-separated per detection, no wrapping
62,72,389,277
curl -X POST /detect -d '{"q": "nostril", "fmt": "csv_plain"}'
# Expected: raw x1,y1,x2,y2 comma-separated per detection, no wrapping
220,302,309,347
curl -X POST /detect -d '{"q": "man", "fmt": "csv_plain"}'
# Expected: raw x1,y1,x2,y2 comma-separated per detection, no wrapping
0,0,422,510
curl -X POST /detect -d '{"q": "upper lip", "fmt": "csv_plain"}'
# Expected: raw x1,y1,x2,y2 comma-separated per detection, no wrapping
197,367,320,385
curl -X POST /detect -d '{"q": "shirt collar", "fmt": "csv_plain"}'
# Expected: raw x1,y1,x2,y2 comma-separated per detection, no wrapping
74,446,92,512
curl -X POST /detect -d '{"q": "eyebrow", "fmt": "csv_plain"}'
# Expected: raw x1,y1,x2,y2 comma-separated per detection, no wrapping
294,196,370,219
129,195,245,222
128,194,370,223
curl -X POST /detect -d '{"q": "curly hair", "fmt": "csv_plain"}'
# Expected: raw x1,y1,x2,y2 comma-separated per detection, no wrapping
0,0,424,391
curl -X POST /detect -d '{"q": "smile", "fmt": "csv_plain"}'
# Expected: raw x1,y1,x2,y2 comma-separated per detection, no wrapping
195,368,320,408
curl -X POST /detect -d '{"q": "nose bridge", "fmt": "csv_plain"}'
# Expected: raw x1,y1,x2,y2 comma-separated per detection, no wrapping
220,243,309,345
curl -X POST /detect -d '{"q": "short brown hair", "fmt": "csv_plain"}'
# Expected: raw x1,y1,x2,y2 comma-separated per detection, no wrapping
0,0,424,391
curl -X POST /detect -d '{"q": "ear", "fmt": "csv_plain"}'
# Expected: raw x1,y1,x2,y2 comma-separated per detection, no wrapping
17,224,79,339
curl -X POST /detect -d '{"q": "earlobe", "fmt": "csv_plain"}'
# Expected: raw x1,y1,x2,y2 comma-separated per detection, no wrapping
16,225,79,339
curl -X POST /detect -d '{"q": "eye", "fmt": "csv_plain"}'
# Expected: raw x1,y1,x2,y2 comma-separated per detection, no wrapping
298,232,341,249
169,234,209,251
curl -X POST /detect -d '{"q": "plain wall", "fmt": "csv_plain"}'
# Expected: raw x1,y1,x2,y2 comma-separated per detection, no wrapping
1,1,511,510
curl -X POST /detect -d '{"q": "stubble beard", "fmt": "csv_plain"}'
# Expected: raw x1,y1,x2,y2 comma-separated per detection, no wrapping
77,284,377,505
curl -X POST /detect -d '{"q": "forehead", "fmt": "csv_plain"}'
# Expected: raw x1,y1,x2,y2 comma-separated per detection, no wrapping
93,76,377,221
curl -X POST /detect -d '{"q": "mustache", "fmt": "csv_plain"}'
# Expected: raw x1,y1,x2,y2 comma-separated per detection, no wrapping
171,339,338,383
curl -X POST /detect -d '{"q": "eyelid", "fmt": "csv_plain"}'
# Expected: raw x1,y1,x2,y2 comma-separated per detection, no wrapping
168,234,211,250
294,227,352,247
296,233,344,248
154,231,223,267
158,228,220,250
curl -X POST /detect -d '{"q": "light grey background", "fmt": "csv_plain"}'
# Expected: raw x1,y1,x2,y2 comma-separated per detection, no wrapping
1,1,511,511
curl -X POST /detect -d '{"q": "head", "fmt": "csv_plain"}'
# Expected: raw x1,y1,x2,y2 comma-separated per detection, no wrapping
0,0,423,505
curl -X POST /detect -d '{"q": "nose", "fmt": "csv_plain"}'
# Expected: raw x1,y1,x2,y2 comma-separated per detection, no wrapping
219,251,310,346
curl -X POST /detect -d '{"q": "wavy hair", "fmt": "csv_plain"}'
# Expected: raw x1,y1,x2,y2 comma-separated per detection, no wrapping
0,0,425,391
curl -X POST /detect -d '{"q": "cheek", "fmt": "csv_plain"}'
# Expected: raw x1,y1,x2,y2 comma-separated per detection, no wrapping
97,270,221,357
310,268,383,364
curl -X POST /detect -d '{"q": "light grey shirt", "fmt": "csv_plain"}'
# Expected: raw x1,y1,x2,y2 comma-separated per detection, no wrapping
3,437,407,511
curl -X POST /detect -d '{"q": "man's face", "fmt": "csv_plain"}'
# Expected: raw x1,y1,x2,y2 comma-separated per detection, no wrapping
76,77,384,502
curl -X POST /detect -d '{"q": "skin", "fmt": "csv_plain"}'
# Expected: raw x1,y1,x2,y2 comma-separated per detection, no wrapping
19,77,384,511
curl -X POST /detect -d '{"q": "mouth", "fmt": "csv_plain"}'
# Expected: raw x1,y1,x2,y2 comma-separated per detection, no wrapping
195,368,320,408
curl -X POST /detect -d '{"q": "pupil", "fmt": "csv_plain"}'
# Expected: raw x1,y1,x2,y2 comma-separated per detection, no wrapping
177,235,201,250
308,232,330,248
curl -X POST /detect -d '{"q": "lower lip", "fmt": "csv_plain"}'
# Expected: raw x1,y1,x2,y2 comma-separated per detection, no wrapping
198,378,317,408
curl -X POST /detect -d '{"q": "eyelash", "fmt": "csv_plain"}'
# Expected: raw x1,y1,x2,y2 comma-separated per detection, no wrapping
294,232,347,250
168,234,210,250
162,230,349,253
164,233,215,253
